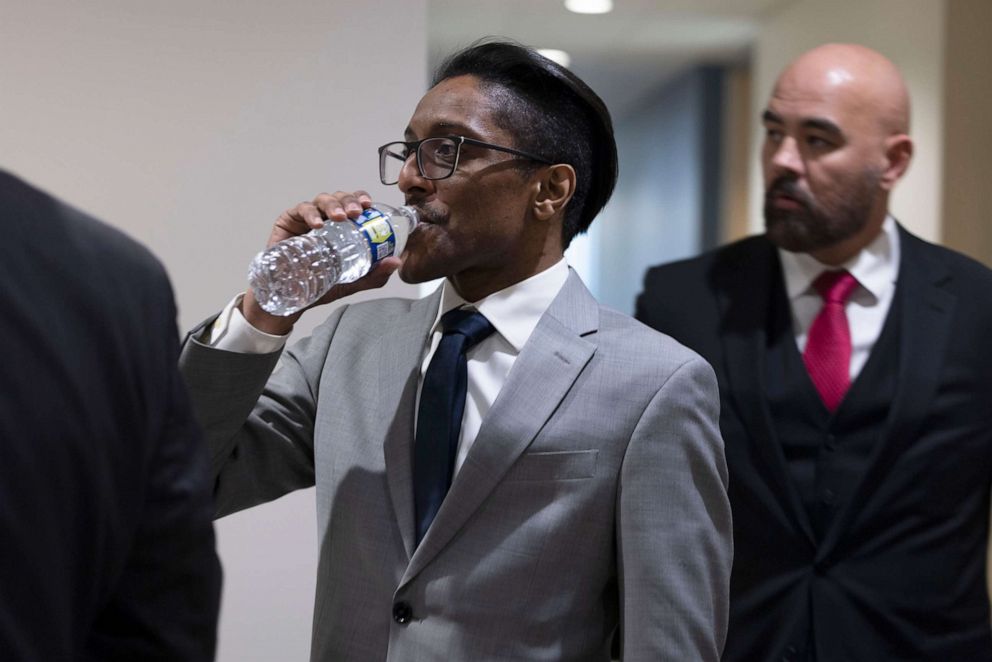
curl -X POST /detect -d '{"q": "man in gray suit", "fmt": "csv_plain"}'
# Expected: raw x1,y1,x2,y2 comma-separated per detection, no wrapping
180,41,732,661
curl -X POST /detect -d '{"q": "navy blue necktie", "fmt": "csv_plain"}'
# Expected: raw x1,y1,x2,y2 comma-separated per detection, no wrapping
414,308,495,545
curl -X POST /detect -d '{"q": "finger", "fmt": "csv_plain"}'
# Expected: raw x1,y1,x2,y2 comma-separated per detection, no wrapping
269,202,323,245
352,190,373,209
312,192,348,221
366,256,401,281
313,191,362,221
313,190,376,221
287,202,323,227
342,258,399,294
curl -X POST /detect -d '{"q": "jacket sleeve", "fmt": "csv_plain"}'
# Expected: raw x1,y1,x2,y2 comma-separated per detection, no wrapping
617,355,732,661
178,304,349,517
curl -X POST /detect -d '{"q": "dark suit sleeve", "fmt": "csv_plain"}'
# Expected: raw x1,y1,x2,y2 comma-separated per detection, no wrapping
85,278,222,662
635,263,699,339
0,172,221,661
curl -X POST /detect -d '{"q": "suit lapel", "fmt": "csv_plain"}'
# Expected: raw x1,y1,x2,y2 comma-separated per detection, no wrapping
380,289,444,561
719,240,816,546
817,227,955,560
401,271,597,585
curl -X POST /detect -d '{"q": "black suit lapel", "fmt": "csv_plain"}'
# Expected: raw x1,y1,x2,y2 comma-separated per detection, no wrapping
717,239,816,546
816,226,956,562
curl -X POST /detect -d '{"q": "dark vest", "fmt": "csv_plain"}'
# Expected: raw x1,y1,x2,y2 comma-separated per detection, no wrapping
763,283,902,659
766,284,902,539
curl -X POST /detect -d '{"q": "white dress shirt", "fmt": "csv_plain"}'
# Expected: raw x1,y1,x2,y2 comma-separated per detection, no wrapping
778,215,901,380
208,259,570,476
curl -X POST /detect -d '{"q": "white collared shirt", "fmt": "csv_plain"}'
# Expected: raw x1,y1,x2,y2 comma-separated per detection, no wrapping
419,259,570,474
777,215,901,380
208,259,570,476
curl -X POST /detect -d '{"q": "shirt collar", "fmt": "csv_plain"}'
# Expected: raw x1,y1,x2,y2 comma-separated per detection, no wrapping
778,214,900,303
431,259,570,353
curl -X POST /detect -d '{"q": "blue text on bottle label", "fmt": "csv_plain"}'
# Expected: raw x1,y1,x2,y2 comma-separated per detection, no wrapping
351,208,396,263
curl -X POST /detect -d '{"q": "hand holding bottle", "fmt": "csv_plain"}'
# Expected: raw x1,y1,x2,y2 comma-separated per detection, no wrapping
243,190,412,334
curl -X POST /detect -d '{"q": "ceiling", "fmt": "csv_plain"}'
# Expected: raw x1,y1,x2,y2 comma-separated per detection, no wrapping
428,0,792,117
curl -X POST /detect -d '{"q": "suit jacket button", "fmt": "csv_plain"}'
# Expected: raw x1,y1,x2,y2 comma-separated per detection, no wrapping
392,601,413,625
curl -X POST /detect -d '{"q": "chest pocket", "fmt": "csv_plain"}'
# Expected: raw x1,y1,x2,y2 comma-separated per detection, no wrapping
504,450,598,482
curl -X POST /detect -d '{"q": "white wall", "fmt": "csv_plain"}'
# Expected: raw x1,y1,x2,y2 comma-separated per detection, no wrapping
749,0,946,242
0,2,426,660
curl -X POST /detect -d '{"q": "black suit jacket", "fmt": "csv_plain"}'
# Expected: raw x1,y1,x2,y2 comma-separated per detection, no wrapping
0,171,221,661
637,227,992,661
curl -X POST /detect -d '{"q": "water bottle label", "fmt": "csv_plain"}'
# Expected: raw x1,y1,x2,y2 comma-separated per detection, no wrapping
351,208,396,264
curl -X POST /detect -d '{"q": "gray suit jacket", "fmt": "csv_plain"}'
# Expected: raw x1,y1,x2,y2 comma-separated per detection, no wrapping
180,270,732,661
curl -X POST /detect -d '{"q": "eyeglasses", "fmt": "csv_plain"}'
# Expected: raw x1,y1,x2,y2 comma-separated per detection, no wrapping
377,135,552,185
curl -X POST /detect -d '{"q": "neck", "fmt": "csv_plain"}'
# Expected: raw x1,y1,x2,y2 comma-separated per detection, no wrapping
450,252,562,302
810,208,888,267
452,219,565,301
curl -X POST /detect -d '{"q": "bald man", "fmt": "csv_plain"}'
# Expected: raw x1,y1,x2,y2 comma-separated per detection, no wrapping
636,44,992,661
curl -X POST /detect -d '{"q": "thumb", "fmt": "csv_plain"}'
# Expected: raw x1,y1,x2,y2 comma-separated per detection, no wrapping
316,257,401,303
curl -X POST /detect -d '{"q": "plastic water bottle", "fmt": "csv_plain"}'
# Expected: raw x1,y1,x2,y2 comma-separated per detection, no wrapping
248,203,418,316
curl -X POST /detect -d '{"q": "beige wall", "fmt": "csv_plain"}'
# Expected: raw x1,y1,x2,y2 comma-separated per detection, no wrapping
720,64,752,243
941,0,992,266
940,0,992,596
0,2,426,660
749,0,946,242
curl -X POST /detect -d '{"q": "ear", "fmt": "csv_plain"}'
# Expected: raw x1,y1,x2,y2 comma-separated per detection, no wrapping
880,134,913,190
531,164,576,221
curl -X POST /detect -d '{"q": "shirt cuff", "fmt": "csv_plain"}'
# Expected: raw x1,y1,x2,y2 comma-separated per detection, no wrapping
208,293,289,354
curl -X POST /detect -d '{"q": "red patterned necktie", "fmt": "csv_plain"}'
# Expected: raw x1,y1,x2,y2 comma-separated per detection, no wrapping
803,270,858,412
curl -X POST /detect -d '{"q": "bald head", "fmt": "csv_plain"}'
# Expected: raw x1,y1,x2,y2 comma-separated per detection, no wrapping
761,43,914,265
776,43,910,136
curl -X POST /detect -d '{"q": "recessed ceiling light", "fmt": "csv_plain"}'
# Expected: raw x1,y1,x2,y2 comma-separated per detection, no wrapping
564,0,613,14
537,49,572,68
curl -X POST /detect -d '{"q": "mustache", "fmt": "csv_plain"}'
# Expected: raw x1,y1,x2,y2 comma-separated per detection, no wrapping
765,177,810,207
407,201,446,225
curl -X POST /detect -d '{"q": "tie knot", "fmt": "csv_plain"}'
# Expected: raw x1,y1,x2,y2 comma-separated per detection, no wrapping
812,270,858,304
440,308,496,351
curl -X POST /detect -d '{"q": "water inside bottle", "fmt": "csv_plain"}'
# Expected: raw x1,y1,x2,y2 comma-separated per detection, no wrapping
248,221,373,316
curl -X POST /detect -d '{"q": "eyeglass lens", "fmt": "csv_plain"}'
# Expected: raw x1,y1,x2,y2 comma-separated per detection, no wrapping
379,137,459,185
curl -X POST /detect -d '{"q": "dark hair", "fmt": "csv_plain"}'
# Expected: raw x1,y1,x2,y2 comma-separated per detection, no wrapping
432,39,618,248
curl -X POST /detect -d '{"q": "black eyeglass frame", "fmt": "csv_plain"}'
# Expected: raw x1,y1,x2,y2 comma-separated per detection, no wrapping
377,135,553,185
